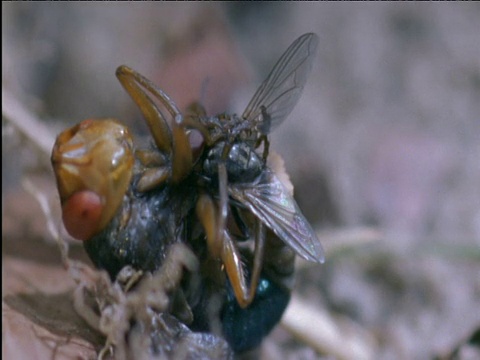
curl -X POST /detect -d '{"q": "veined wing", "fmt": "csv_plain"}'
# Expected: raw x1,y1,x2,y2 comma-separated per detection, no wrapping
229,168,324,263
242,33,318,134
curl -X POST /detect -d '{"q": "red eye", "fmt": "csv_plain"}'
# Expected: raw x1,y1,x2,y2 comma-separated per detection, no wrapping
62,191,103,241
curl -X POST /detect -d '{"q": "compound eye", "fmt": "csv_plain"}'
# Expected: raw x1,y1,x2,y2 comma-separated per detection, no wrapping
61,190,103,241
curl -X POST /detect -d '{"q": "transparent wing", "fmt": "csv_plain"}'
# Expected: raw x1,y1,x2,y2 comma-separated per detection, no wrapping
242,33,318,134
229,168,325,263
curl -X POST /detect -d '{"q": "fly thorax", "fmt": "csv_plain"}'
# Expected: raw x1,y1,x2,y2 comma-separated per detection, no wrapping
203,142,263,183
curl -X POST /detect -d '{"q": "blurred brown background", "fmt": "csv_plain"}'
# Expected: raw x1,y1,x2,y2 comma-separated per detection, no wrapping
3,3,480,359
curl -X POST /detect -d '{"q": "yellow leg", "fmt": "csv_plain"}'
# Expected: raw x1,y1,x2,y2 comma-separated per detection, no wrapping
196,192,266,308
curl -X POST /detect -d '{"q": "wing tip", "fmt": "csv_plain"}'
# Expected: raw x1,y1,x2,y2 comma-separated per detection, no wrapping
300,245,325,264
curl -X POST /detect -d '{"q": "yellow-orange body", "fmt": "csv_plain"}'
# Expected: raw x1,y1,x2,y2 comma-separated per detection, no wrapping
51,119,134,240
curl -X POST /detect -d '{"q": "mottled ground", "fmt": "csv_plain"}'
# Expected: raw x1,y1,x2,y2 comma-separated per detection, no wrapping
3,3,480,359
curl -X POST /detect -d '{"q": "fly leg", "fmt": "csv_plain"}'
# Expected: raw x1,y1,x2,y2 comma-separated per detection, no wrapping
255,134,270,162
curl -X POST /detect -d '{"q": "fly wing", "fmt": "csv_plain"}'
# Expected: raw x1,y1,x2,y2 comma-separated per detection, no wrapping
242,33,318,134
229,168,325,263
